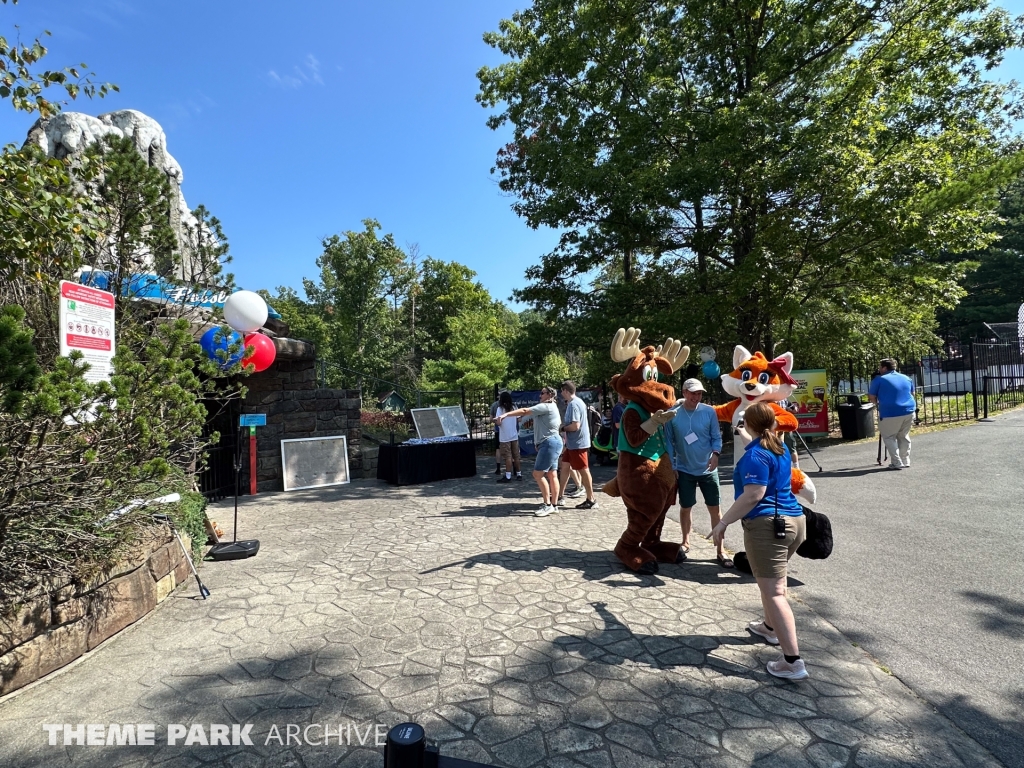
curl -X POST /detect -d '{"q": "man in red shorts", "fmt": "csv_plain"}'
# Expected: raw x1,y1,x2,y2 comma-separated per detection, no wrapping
557,381,598,509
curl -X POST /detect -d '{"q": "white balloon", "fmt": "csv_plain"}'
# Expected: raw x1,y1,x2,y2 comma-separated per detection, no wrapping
223,290,268,333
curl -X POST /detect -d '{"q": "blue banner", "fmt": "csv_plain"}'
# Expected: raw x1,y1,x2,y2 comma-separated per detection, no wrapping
79,269,281,319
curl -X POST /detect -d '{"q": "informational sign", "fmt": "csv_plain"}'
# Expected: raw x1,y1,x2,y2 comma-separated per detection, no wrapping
281,435,350,491
436,406,470,436
410,408,446,439
239,414,267,427
409,406,471,439
789,369,829,437
59,280,116,383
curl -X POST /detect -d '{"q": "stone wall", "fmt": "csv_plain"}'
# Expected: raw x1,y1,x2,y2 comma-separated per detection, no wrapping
361,444,380,479
0,531,192,697
240,360,363,493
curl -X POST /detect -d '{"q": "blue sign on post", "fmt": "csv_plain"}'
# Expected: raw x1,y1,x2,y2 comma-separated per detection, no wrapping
239,414,267,427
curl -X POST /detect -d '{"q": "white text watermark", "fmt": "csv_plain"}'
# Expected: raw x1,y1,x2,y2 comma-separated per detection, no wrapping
43,722,389,747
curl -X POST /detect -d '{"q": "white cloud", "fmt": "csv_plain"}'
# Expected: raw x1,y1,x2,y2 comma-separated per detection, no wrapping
267,55,324,89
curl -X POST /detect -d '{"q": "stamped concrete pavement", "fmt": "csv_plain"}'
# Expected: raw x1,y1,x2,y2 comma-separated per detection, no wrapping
0,456,1004,767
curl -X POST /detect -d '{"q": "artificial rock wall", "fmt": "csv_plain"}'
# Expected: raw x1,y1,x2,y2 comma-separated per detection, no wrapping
0,531,192,697
240,360,362,493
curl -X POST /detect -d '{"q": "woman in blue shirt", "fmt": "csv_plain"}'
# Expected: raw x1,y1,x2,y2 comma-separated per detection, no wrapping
712,401,809,680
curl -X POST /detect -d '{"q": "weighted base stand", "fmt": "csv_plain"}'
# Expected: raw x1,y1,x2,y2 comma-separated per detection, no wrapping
209,422,260,562
208,539,260,560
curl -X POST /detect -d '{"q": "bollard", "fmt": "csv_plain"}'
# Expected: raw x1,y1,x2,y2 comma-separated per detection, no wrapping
384,723,432,768
383,722,499,768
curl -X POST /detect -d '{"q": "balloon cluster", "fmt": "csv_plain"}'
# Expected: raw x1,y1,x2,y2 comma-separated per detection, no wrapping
699,346,719,379
199,290,276,373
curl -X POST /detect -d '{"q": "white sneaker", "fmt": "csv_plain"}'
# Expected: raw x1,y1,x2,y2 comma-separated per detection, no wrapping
886,463,904,470
534,504,556,517
767,657,808,680
748,620,779,645
565,488,585,499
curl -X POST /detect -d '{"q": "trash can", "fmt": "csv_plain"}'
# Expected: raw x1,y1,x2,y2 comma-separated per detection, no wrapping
837,394,876,440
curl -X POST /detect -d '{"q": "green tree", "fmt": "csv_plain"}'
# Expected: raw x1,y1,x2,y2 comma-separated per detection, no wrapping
0,3,237,603
416,257,496,363
939,178,1024,335
478,0,1023,357
421,308,510,391
259,286,330,357
0,0,115,282
1,0,116,117
77,135,180,304
303,219,414,379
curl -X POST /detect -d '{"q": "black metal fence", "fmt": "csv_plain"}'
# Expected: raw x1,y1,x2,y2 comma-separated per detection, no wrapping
316,360,497,443
827,339,1024,432
197,397,240,500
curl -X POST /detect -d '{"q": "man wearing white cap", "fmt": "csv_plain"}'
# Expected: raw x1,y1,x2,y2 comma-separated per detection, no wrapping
664,378,731,568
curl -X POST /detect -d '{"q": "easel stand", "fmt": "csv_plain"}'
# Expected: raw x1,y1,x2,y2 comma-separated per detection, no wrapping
153,513,210,599
793,430,823,472
207,423,261,561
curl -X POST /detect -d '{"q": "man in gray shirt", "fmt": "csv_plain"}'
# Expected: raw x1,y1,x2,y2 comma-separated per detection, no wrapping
557,381,598,509
496,386,563,516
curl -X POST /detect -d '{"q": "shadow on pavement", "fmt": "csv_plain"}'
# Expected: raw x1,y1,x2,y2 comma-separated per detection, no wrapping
960,589,1024,641
811,465,891,478
4,600,998,768
419,547,782,588
550,602,761,679
799,590,1023,768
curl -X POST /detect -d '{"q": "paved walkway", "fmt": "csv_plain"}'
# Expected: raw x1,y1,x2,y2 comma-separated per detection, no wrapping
0,452,1005,767
783,407,1024,768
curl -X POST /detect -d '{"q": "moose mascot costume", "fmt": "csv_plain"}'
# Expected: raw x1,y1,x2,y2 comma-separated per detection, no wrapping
602,328,690,575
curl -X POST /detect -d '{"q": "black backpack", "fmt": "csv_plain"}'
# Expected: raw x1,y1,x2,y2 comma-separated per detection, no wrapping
796,507,833,560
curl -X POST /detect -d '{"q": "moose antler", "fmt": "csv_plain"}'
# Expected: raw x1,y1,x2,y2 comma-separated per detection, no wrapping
610,327,642,362
654,338,690,374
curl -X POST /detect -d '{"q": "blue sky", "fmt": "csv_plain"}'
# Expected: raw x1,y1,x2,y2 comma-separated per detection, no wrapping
0,0,556,307
2,0,1024,311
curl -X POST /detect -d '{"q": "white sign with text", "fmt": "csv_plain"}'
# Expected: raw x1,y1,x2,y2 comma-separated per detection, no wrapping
59,281,116,383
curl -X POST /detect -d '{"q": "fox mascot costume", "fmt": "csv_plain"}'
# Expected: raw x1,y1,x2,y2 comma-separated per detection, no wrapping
715,345,816,503
602,328,690,575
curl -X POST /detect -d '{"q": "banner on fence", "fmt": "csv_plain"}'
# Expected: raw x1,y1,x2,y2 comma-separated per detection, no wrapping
789,369,829,437
508,388,602,455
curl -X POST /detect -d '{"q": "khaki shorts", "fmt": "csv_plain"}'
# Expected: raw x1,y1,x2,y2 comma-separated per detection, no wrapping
741,514,807,579
561,447,590,470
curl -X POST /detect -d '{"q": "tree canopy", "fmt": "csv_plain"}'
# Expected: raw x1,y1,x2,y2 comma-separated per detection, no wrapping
478,0,1024,360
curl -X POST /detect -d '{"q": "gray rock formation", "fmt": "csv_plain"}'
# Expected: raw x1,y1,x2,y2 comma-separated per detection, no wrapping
24,109,202,281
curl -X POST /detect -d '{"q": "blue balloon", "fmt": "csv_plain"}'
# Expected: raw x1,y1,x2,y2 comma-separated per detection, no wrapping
702,360,721,379
200,326,244,368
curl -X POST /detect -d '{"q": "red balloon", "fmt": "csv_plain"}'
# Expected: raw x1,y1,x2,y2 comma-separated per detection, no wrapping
242,333,276,373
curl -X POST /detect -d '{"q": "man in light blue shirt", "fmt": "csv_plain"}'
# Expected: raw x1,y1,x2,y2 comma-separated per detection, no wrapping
868,358,917,469
558,380,598,509
665,379,730,567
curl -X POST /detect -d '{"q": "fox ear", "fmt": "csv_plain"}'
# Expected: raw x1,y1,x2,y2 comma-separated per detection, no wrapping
732,345,752,370
778,351,794,377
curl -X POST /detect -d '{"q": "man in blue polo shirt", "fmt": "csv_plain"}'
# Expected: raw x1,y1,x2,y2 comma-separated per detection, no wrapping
665,378,730,567
868,358,917,469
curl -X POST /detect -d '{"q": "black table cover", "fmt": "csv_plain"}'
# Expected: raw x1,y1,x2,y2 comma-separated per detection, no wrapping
377,440,477,486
